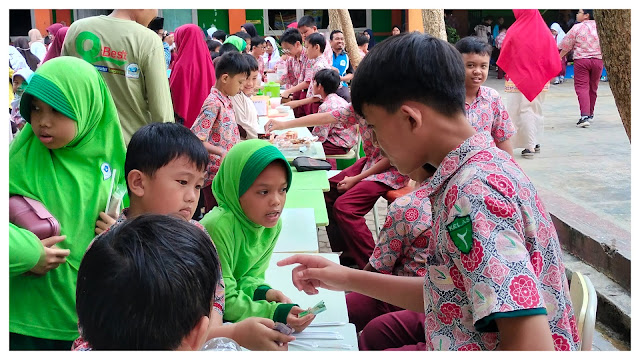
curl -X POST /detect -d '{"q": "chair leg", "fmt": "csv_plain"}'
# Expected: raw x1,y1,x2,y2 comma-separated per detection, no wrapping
372,201,381,237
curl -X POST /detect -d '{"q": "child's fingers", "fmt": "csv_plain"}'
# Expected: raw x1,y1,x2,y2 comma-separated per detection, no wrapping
41,235,66,247
98,211,116,224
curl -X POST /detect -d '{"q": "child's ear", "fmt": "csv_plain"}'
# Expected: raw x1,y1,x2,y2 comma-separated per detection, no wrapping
127,170,146,198
400,104,423,132
179,316,209,351
220,73,229,84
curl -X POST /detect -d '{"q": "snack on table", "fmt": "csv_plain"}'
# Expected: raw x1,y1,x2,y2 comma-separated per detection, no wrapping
269,132,317,151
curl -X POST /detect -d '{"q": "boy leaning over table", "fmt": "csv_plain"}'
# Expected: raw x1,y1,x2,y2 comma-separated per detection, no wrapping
277,32,579,351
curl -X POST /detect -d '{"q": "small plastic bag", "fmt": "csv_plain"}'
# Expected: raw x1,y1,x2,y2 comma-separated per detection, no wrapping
105,183,127,218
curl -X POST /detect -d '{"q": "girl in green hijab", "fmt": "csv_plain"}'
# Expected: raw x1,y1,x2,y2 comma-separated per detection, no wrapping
223,35,247,52
9,56,127,350
200,139,315,332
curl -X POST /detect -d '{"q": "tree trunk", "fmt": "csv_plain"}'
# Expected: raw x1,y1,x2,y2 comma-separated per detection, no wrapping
421,9,447,41
328,9,362,68
594,9,631,141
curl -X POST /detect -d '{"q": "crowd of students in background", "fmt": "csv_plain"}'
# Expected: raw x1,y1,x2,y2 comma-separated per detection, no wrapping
9,8,600,352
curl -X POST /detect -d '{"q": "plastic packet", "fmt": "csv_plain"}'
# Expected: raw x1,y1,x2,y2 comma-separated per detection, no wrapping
201,337,241,351
105,183,127,218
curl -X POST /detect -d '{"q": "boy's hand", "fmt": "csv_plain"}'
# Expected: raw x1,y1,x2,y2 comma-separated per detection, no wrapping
265,119,285,133
277,254,353,295
286,306,315,333
337,175,358,192
266,289,292,304
281,89,292,99
95,212,116,235
29,235,70,276
232,317,294,351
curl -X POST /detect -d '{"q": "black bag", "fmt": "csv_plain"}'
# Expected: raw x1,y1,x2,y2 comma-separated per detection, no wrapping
292,156,332,172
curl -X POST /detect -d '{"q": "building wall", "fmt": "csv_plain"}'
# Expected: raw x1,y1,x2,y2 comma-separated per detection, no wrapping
197,9,229,34
245,9,265,36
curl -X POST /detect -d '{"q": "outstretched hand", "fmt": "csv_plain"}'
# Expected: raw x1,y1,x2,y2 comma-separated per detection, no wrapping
277,254,353,295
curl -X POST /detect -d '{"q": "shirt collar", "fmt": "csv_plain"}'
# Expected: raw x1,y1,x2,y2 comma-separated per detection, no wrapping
467,86,491,107
211,87,233,107
424,132,495,197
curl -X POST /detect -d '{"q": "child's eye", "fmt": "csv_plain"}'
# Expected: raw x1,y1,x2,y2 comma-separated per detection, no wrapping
177,180,188,185
31,104,40,112
195,184,203,190
280,187,288,193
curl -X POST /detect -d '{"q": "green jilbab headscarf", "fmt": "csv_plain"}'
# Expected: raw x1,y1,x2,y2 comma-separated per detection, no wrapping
223,35,247,52
200,139,294,323
9,56,127,341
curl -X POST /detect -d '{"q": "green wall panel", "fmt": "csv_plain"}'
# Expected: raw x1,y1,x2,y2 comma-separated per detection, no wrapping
197,9,229,34
245,9,265,36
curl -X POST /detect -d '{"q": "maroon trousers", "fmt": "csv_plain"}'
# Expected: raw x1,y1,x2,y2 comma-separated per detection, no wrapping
325,158,392,269
322,141,349,170
573,58,604,116
358,310,427,351
346,292,404,332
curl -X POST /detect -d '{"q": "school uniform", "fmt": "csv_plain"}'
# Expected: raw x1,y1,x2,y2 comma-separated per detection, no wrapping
348,183,432,351
331,49,353,102
421,131,579,350
312,93,358,155
465,86,515,144
324,104,409,269
559,20,603,117
191,87,241,212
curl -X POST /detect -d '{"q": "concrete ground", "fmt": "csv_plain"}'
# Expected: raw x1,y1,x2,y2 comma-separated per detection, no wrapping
314,71,631,350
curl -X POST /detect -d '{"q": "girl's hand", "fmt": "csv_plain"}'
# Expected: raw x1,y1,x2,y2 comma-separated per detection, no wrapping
286,306,315,333
95,212,116,235
266,289,292,304
29,235,70,276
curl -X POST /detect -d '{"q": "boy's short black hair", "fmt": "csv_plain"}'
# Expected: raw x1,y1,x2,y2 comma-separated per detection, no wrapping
280,28,302,46
243,53,259,72
392,24,401,31
125,123,209,194
234,31,251,42
76,214,220,350
207,39,222,52
499,25,508,32
329,29,343,41
215,51,251,79
218,42,239,57
306,33,326,52
351,32,465,118
314,68,340,95
454,36,493,57
297,15,316,28
147,17,164,32
212,30,227,42
250,36,265,50
356,34,369,46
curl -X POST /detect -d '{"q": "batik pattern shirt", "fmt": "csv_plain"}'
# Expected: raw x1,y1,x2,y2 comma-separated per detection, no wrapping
312,93,358,149
280,52,307,88
421,131,579,351
329,103,409,190
191,87,240,186
369,182,432,277
71,208,225,351
559,20,602,60
465,86,515,144
494,32,506,49
302,55,331,98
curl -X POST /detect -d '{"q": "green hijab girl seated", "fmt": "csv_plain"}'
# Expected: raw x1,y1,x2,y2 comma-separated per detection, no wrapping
201,139,315,333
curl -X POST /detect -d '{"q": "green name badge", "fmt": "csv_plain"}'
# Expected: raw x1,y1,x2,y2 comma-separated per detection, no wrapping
447,215,473,254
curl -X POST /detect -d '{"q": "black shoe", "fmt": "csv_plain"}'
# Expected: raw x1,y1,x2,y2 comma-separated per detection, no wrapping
534,144,541,153
576,116,591,128
521,149,535,158
588,115,594,122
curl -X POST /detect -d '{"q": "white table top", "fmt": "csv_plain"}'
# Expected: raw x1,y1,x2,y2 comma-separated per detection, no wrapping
265,252,358,351
274,208,319,253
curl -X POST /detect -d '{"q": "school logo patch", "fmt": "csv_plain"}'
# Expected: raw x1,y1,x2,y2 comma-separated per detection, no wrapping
125,63,140,79
447,215,473,254
340,60,346,66
100,162,112,180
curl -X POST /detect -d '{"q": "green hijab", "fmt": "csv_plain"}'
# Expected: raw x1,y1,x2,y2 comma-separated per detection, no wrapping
9,56,127,270
224,35,247,52
203,139,291,238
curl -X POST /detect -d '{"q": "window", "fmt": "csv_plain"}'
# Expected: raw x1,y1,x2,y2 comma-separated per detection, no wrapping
264,9,371,36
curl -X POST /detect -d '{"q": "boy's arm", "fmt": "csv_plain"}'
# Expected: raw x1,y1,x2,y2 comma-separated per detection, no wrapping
558,27,577,57
277,254,425,313
265,112,336,133
496,138,513,156
354,157,392,182
143,38,175,123
284,96,321,110
191,99,226,156
281,81,309,99
496,316,555,350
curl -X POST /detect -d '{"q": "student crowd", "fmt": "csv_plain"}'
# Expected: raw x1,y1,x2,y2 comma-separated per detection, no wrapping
9,8,603,351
